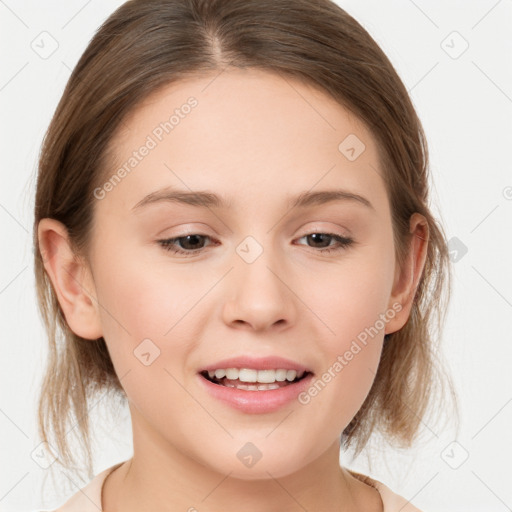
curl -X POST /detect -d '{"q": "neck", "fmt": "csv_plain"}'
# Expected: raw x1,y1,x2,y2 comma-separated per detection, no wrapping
102,412,382,511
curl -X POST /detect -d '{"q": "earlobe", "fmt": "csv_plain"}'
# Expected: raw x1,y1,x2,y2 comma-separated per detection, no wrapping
37,218,103,340
385,213,429,335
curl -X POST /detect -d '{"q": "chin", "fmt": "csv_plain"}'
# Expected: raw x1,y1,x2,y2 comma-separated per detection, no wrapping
225,463,301,481
204,449,308,481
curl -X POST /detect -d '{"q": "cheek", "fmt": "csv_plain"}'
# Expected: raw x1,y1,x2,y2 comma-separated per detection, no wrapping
94,260,202,434
93,253,206,384
300,247,394,424
310,243,395,342
95,247,204,340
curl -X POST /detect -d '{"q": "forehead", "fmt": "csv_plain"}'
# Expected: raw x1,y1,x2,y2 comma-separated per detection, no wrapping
99,68,386,215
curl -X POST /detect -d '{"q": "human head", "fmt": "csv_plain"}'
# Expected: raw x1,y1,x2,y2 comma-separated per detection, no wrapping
34,0,456,480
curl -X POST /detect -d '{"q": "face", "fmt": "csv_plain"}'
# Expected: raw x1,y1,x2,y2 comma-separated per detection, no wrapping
78,69,408,479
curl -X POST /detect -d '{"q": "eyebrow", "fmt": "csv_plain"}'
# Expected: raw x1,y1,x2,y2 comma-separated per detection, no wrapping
131,186,375,212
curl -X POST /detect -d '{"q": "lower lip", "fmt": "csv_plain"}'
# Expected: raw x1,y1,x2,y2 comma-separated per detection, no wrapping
197,373,315,414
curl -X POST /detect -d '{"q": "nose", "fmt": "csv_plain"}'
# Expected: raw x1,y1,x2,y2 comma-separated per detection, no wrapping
222,248,296,332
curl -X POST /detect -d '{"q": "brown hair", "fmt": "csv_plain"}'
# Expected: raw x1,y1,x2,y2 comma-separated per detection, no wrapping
34,0,458,482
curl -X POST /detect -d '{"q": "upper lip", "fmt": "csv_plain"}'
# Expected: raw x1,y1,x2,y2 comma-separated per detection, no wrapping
199,356,312,373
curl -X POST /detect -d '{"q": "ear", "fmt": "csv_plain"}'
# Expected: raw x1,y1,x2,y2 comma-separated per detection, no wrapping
37,218,103,340
385,213,429,335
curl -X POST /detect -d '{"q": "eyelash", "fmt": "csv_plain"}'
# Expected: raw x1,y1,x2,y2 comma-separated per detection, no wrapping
157,232,354,257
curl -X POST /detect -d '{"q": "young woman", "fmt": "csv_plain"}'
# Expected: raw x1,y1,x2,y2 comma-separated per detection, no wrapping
32,0,456,510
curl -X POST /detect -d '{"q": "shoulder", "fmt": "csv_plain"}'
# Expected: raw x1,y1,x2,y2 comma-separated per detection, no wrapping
347,469,425,512
39,462,124,512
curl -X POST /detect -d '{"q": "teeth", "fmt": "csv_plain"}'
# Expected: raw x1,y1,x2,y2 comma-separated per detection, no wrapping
275,369,288,381
206,368,307,383
214,369,226,379
224,382,281,391
225,368,239,380
286,370,297,381
239,368,258,382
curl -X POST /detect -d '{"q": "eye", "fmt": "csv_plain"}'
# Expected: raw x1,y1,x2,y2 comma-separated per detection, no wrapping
295,232,354,254
157,232,354,257
158,234,215,257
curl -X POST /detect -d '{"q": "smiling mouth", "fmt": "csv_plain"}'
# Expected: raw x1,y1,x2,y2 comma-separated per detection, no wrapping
200,370,312,391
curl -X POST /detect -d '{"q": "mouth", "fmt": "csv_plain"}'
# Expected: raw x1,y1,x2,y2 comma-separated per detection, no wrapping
199,368,313,391
197,359,316,413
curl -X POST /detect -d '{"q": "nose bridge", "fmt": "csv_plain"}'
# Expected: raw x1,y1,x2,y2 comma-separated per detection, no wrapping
222,233,294,330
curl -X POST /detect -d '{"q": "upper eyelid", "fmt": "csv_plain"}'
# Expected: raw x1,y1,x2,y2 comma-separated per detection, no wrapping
161,230,350,241
159,222,352,238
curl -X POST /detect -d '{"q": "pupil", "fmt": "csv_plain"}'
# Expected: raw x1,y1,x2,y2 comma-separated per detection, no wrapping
309,233,330,248
182,234,203,250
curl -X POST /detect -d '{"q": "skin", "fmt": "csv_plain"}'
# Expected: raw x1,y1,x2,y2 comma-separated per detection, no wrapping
38,68,428,511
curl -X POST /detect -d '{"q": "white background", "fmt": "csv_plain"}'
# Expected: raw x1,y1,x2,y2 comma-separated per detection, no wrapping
1,0,511,510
